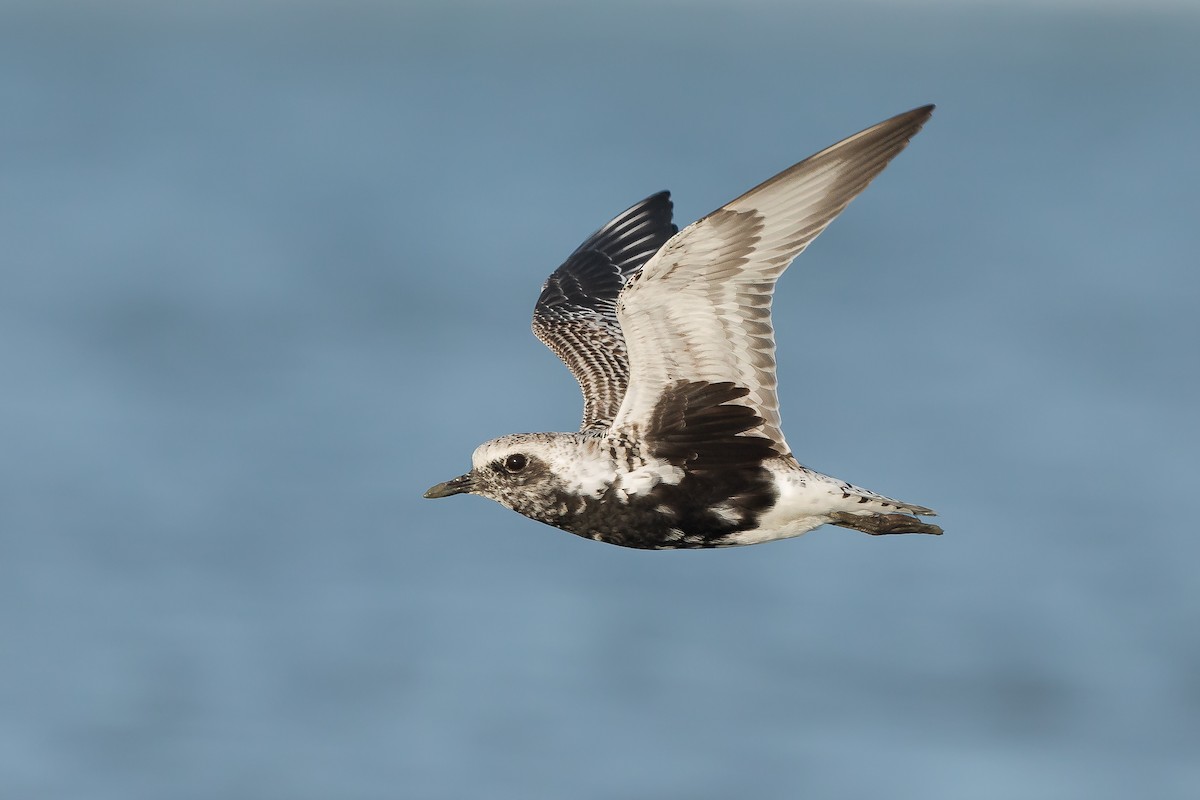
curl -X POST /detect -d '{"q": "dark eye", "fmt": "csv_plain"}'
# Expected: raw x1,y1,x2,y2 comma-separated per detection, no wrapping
504,453,528,473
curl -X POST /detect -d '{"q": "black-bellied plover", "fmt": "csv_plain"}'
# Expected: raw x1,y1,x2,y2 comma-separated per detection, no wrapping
425,106,941,549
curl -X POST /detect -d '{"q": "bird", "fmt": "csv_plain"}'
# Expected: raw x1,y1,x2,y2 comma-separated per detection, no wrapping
424,105,942,549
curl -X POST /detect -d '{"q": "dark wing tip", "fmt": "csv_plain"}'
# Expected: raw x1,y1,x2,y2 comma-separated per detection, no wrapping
566,191,678,278
893,104,935,124
879,104,935,142
536,192,679,318
531,192,678,432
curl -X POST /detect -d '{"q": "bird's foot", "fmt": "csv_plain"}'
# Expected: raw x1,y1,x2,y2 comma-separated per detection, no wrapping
829,511,943,536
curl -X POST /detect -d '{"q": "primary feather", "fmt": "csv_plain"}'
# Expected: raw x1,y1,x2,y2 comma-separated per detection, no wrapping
531,192,677,432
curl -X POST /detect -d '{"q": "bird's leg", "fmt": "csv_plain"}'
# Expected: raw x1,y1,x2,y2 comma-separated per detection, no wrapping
829,511,943,536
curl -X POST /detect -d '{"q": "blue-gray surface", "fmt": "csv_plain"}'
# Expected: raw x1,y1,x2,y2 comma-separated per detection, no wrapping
3,1,1198,797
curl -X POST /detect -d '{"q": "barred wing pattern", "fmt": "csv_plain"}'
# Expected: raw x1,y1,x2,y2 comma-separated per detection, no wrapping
532,192,677,432
612,106,934,455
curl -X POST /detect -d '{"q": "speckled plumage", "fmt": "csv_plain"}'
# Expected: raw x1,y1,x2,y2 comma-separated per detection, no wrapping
425,106,942,549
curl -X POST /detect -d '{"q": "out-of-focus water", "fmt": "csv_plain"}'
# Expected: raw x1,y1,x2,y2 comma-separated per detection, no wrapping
2,1,1198,797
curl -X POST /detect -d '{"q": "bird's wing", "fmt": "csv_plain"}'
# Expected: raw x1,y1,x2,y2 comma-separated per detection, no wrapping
532,192,677,432
610,106,934,455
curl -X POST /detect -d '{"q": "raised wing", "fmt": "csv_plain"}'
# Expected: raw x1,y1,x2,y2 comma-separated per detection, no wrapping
611,105,934,455
533,192,677,432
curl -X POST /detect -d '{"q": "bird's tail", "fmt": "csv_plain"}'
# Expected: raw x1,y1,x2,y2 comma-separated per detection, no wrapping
820,474,942,535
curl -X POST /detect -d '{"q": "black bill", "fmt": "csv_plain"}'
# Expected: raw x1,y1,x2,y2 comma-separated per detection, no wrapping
423,473,473,499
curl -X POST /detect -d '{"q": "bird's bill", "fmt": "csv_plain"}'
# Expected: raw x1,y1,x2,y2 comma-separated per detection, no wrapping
423,473,474,499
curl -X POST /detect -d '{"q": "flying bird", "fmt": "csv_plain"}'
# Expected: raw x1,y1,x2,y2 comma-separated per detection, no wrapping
425,105,942,549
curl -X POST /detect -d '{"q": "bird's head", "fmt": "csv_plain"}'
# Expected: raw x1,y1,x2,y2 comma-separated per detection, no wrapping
423,433,582,523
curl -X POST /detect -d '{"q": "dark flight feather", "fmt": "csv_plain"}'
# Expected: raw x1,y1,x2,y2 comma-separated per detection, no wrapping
532,192,677,432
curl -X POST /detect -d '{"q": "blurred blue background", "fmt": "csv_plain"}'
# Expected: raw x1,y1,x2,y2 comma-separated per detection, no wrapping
3,1,1198,797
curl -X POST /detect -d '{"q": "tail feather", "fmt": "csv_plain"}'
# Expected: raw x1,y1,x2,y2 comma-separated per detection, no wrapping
777,463,942,536
830,478,937,518
826,479,941,535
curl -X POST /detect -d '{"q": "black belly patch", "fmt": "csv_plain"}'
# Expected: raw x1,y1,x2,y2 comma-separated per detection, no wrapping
562,381,780,549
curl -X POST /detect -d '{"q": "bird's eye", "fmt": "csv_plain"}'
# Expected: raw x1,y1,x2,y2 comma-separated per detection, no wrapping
504,453,528,473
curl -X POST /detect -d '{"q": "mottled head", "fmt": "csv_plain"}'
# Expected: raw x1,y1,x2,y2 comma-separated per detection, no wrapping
423,433,584,524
